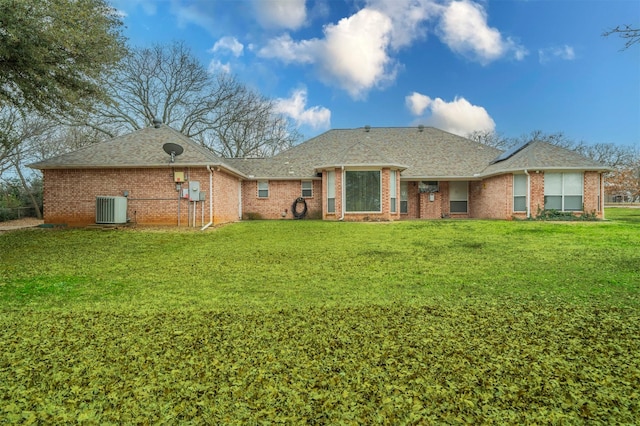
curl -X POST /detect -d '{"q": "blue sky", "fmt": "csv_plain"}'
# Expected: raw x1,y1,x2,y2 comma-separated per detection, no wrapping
110,0,639,146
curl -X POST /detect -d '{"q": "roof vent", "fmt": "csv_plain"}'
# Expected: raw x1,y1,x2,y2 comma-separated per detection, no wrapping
364,125,371,132
418,124,424,132
152,118,162,128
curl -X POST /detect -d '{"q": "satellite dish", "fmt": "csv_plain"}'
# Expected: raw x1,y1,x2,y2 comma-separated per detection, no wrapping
163,143,184,163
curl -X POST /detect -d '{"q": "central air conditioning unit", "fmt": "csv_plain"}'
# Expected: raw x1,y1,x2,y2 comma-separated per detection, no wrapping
96,196,127,224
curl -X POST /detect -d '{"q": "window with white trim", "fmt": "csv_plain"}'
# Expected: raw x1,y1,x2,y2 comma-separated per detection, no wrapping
301,180,313,198
449,181,468,213
390,171,397,213
345,170,381,212
257,181,269,198
326,171,335,213
400,181,408,214
544,172,583,211
513,174,527,212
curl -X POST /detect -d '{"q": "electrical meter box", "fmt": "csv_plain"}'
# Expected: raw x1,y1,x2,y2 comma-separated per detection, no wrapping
174,172,185,183
189,181,200,201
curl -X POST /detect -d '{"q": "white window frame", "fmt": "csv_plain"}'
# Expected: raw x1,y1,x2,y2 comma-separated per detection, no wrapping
449,181,468,213
400,181,408,214
301,180,313,198
544,172,583,211
390,171,397,213
513,174,527,212
326,171,335,213
257,180,269,198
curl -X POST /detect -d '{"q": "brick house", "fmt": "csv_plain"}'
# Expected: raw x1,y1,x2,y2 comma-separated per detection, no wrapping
30,124,609,227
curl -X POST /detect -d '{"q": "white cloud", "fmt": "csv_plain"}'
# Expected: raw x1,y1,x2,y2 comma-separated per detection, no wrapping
170,0,217,32
208,59,231,74
365,0,439,49
406,93,495,136
274,88,331,130
259,8,396,99
318,9,396,98
253,0,307,30
258,34,318,64
211,36,244,57
406,92,432,116
437,0,527,64
538,45,576,64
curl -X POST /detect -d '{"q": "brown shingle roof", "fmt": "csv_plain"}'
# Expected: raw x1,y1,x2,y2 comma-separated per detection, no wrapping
266,127,503,179
29,125,240,172
481,140,610,176
30,125,609,179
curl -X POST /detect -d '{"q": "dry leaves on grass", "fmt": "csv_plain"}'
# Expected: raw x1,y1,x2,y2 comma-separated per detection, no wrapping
1,303,639,424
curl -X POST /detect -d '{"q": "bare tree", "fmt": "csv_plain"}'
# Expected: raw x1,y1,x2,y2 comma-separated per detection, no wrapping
466,130,511,150
79,41,300,157
208,88,301,157
0,107,61,218
603,25,640,50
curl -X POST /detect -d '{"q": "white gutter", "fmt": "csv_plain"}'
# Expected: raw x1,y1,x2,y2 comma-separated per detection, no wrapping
339,166,345,220
524,169,531,218
201,165,214,230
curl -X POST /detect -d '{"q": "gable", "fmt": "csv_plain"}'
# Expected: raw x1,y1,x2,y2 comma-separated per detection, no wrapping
29,125,227,170
262,127,503,179
482,141,610,176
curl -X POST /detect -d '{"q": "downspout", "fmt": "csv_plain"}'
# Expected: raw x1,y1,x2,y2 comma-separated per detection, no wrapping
339,166,345,220
201,165,214,230
238,180,242,221
524,169,531,218
601,172,605,220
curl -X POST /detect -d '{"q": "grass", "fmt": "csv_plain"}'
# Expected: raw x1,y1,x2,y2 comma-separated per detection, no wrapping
0,209,639,423
1,210,638,310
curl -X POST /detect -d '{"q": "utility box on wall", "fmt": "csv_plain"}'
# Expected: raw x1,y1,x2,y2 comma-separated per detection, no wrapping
174,172,185,183
189,181,200,201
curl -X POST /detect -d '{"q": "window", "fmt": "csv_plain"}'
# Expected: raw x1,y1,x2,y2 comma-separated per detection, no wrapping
390,171,397,213
400,181,408,214
345,170,381,212
326,171,335,213
419,181,439,193
513,174,527,212
301,180,313,198
449,181,468,213
544,172,583,211
257,181,269,198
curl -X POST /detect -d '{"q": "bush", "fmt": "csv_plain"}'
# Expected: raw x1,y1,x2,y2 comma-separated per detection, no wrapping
535,207,598,221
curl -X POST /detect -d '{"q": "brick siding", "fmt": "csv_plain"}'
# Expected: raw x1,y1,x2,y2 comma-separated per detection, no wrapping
43,167,606,226
470,175,511,219
241,180,322,220
42,167,240,227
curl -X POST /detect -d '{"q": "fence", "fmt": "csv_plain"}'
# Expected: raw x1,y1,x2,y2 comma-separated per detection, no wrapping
0,207,38,222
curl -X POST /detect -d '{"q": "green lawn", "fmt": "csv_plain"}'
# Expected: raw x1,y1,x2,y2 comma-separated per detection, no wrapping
1,209,639,423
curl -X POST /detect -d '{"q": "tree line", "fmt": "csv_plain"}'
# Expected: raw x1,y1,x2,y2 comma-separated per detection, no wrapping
0,0,638,220
1,0,300,219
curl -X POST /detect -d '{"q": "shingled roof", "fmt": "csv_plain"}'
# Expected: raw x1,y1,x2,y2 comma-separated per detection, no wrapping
481,140,610,176
242,127,504,179
29,124,244,176
30,125,608,179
